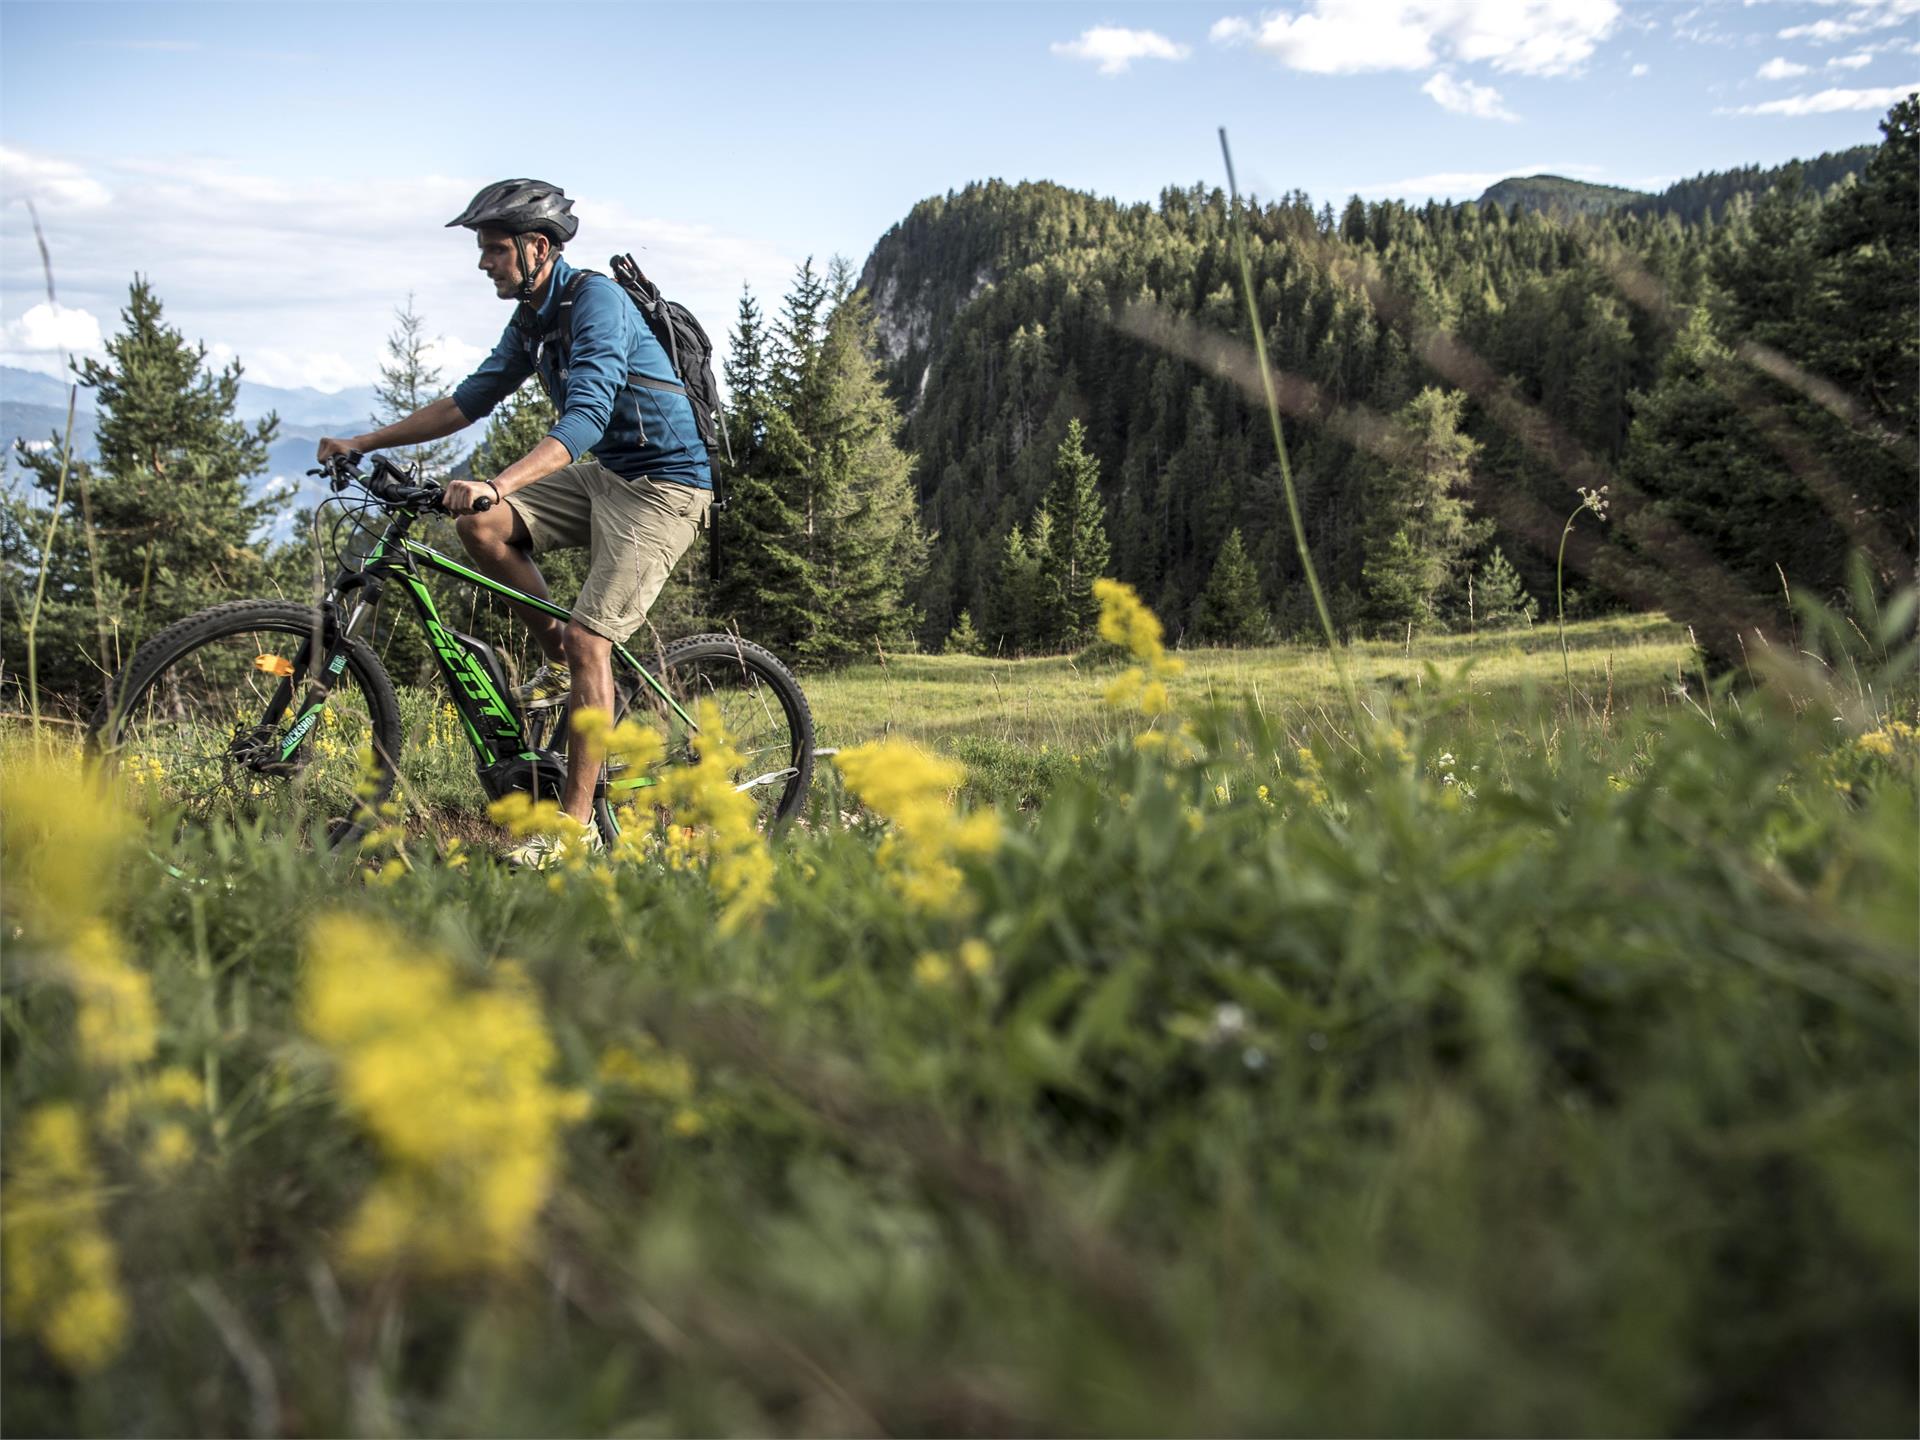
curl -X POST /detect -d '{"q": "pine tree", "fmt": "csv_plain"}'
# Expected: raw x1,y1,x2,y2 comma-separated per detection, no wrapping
1037,418,1110,645
992,518,1059,652
813,280,928,656
1360,387,1486,634
1473,546,1538,628
1192,528,1268,644
372,295,461,478
992,522,1032,650
942,609,982,654
5,276,279,697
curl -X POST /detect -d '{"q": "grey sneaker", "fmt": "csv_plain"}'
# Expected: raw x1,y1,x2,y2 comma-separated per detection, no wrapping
514,659,572,710
503,822,603,870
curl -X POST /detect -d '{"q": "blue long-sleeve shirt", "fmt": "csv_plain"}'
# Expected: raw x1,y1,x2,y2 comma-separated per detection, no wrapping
452,254,711,489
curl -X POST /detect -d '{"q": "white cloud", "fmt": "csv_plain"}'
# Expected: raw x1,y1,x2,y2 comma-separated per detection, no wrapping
1357,160,1604,198
1630,62,1650,76
1728,80,1919,114
0,146,112,209
1,302,105,359
1829,49,1875,67
421,335,490,380
1422,70,1520,119
1050,26,1191,74
1757,56,1811,78
206,343,368,393
0,148,796,394
1210,0,1620,76
1779,0,1920,43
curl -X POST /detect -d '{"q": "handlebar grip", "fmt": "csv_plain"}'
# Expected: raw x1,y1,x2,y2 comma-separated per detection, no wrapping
472,495,494,512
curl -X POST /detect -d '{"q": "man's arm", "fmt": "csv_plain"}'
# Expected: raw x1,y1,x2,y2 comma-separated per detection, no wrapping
441,434,573,516
317,395,471,461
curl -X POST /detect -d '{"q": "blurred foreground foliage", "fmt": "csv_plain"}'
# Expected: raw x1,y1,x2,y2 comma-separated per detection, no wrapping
2,585,1915,1438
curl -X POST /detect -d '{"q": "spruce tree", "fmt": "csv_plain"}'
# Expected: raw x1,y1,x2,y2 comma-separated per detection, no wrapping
1038,418,1110,645
1359,387,1485,634
814,280,928,656
5,276,279,697
1192,528,1268,644
942,609,982,654
992,522,1032,650
1473,546,1538,628
371,295,461,478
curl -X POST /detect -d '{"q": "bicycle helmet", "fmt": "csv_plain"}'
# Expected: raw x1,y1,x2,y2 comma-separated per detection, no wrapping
447,179,579,299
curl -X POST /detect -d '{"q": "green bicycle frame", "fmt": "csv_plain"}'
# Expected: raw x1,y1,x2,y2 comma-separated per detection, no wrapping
277,504,699,793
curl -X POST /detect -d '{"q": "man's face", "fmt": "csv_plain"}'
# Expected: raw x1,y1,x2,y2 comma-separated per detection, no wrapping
474,227,546,299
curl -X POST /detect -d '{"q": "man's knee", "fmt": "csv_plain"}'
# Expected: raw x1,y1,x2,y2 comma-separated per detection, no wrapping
455,506,524,555
560,620,612,668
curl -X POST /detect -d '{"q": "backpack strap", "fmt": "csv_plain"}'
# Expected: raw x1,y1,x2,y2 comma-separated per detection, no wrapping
546,271,691,395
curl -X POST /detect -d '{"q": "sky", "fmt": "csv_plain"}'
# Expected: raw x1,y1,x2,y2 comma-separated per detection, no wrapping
1,0,1914,400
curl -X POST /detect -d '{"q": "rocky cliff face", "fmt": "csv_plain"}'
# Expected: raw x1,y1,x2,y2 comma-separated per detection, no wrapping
861,250,996,415
856,178,1108,416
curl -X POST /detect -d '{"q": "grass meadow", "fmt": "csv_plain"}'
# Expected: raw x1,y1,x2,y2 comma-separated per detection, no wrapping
2,597,1916,1436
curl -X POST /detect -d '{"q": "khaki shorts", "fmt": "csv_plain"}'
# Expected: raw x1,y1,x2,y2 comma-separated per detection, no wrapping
506,460,710,643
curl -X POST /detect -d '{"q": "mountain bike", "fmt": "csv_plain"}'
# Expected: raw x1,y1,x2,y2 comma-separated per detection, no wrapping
86,452,814,848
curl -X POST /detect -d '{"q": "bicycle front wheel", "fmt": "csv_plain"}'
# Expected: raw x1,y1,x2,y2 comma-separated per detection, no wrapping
88,599,403,847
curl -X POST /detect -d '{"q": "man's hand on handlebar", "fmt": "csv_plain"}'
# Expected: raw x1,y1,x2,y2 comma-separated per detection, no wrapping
441,480,500,517
316,435,363,463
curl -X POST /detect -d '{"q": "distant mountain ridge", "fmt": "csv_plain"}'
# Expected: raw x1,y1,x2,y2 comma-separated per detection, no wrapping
0,365,451,542
1476,144,1876,223
1476,174,1647,216
0,364,380,429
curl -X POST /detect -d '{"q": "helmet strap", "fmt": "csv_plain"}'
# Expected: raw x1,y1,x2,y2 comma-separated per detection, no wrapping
514,234,554,302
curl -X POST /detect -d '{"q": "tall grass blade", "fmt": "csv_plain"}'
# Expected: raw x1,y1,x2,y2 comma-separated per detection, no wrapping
1218,129,1358,725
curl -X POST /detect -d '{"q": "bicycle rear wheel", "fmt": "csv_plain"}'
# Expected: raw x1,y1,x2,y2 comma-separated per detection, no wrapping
88,599,403,847
594,632,814,837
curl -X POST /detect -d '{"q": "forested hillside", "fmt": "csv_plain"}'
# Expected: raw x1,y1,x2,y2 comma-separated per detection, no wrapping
854,102,1914,654
1477,174,1645,216
1622,143,1876,224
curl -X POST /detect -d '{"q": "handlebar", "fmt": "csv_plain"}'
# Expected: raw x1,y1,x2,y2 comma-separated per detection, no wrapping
306,451,493,513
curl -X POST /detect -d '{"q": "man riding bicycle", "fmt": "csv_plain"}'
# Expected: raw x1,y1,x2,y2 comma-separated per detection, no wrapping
317,178,712,862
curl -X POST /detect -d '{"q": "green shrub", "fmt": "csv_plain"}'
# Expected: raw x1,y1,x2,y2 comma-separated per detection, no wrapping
2,623,1914,1436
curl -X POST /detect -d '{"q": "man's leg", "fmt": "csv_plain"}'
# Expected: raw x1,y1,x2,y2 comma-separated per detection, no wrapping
454,507,567,661
559,620,614,824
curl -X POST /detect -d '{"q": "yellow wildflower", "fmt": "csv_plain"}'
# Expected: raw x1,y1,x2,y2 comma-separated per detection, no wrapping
914,951,953,987
100,1066,202,1134
1094,578,1183,676
835,740,1001,914
0,755,131,939
2,1104,129,1374
1094,581,1188,742
1855,721,1916,758
597,1041,695,1102
63,920,158,1073
143,1123,195,1178
302,915,588,1274
670,1107,707,1139
487,792,584,839
1103,667,1146,710
958,938,994,976
650,701,775,932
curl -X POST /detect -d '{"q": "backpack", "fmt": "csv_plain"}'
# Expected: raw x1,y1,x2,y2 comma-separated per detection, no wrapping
543,257,734,578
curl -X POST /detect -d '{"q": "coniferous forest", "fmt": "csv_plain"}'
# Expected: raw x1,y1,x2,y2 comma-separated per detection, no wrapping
4,101,1914,697
836,99,1913,661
